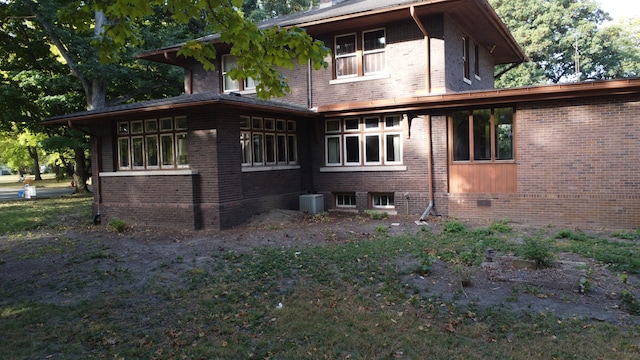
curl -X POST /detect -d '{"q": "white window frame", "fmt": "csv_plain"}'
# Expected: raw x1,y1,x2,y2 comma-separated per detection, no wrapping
325,135,342,166
344,134,361,166
362,28,386,75
335,33,358,78
372,193,395,209
222,54,239,92
336,193,357,208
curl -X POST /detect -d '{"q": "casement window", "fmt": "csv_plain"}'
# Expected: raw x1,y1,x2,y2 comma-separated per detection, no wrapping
324,115,402,166
372,193,394,209
451,107,514,162
222,54,257,93
462,36,470,82
240,116,297,167
335,193,356,208
335,28,386,79
117,116,188,170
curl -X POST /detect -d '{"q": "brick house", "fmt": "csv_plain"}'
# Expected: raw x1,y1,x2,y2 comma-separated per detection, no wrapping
46,0,640,230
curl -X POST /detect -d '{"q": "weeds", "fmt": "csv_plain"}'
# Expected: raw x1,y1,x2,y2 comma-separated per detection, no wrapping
108,218,128,233
441,220,466,234
365,210,388,220
518,236,555,268
620,290,640,315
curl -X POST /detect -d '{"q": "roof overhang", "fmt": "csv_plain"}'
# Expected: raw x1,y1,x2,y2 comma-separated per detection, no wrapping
139,0,526,65
44,93,318,126
317,78,640,116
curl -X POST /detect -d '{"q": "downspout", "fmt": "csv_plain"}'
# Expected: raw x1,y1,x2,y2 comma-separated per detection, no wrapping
411,6,431,93
419,114,434,221
410,6,434,221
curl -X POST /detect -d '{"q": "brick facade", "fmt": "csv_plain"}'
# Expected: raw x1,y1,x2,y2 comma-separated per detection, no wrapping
73,1,639,231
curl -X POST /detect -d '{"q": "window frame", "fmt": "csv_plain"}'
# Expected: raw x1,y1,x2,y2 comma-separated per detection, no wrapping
240,115,298,167
372,193,395,209
221,54,257,93
335,193,357,208
117,117,188,171
324,115,403,167
449,107,515,164
462,36,471,83
334,28,386,79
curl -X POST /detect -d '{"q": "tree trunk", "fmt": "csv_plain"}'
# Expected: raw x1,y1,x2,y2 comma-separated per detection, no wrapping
72,147,90,194
28,146,43,180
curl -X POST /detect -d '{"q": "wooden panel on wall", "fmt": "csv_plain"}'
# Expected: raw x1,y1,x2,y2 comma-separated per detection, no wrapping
449,163,517,193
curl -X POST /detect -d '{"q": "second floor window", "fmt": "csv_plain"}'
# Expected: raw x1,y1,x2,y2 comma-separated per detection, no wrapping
222,55,257,93
335,28,386,79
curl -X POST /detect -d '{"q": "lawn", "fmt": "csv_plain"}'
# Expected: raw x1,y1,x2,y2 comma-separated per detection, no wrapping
0,198,638,359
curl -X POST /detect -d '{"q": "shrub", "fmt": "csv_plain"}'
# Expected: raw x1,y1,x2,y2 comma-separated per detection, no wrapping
365,210,388,220
109,218,128,233
620,290,640,315
442,221,466,234
488,219,511,233
519,236,555,268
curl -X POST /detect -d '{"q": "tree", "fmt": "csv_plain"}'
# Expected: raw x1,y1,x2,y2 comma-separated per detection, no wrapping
243,0,318,23
64,0,330,99
489,0,640,87
1,0,186,192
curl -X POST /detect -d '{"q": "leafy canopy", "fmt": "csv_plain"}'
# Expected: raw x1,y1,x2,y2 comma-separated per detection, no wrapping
490,0,640,87
63,0,330,99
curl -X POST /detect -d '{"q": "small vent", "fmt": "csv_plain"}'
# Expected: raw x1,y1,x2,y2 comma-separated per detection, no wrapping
300,194,324,214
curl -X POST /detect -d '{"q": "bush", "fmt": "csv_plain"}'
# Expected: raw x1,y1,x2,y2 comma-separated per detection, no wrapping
442,221,466,234
109,218,128,233
519,236,555,268
488,219,511,233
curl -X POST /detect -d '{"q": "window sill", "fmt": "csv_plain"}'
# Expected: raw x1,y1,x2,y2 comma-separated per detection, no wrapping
320,165,407,172
242,164,301,172
100,169,198,177
330,73,390,85
224,89,257,96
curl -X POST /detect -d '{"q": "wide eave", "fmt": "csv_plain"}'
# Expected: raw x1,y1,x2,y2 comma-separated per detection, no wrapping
317,78,640,116
139,0,526,66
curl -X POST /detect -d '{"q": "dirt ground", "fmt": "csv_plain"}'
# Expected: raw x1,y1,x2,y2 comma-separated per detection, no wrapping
1,210,638,326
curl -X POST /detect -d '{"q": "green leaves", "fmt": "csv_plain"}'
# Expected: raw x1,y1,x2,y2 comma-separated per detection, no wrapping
59,0,329,99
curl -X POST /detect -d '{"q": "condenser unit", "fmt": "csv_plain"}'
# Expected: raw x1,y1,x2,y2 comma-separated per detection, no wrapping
299,194,324,214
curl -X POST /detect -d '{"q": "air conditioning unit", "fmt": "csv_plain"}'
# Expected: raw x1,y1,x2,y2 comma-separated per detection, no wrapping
299,194,324,214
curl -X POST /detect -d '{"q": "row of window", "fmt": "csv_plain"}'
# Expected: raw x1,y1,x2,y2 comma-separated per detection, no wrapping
451,107,514,162
240,116,298,166
325,115,402,166
335,193,395,209
117,116,188,170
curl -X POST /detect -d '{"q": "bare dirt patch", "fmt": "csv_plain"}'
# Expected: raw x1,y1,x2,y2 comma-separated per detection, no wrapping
0,210,638,325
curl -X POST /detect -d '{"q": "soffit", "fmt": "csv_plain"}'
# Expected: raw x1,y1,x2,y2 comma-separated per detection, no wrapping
317,78,640,116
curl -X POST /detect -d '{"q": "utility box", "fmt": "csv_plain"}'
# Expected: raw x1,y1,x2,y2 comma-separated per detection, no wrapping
299,194,324,214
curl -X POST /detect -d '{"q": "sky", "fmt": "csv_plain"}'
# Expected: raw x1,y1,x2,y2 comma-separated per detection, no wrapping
598,0,640,21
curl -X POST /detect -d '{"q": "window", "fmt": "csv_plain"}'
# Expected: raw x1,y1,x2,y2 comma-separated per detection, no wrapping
240,116,297,167
324,115,402,166
117,116,187,170
462,36,470,81
474,44,480,78
335,193,356,208
451,107,514,162
222,54,257,92
335,29,386,79
372,194,394,209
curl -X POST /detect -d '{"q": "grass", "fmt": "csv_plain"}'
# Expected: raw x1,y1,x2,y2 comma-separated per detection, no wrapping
0,196,93,235
0,173,72,189
1,204,639,358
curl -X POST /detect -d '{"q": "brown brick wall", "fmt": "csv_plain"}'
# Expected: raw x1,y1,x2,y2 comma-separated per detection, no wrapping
311,115,432,215
442,94,640,229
